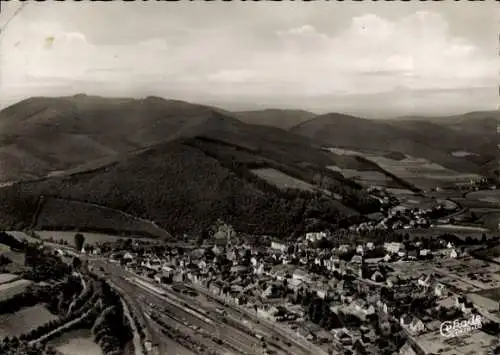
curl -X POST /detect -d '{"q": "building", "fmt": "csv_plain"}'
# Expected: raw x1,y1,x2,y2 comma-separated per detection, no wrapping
305,231,327,242
384,242,402,254
434,283,447,298
400,315,425,336
292,269,312,283
271,241,287,253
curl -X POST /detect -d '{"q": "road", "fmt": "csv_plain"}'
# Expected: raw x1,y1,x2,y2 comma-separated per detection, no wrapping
91,259,315,355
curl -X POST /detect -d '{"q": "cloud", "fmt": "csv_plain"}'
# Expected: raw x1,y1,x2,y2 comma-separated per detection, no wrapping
207,70,256,84
0,9,496,113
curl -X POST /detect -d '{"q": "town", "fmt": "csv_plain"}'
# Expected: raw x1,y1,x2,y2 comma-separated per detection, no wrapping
61,210,500,355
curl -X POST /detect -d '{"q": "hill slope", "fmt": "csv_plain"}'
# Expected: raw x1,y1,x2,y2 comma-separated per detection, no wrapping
289,112,497,178
233,109,316,130
0,95,384,237
0,138,378,237
0,95,244,181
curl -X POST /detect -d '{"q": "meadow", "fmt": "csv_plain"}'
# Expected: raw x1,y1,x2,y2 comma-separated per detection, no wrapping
0,274,20,285
328,167,393,188
367,155,481,191
47,328,103,355
250,168,316,192
466,190,500,205
36,197,170,238
34,230,158,248
0,304,58,338
327,147,482,191
0,279,33,302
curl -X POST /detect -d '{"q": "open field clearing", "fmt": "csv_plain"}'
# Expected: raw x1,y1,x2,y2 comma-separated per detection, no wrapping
35,230,158,247
0,243,26,266
385,188,416,196
478,211,500,231
251,168,315,192
0,305,59,338
326,147,481,191
327,148,477,191
455,197,499,209
36,197,170,238
466,190,500,205
48,329,103,355
0,279,33,302
328,147,365,156
431,224,489,233
0,273,20,285
451,150,478,157
400,227,492,240
475,246,500,264
329,167,392,186
366,155,481,191
4,231,40,244
398,195,440,209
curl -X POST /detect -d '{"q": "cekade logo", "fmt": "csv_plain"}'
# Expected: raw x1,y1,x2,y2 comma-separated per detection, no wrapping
439,315,482,338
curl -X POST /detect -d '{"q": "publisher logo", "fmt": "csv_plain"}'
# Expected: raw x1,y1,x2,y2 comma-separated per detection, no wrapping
439,315,482,338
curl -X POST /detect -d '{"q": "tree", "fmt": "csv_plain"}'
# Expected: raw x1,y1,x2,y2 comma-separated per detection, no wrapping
72,257,82,270
74,233,85,252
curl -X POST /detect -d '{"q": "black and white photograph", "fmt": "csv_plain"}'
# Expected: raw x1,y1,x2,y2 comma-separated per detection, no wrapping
0,1,499,355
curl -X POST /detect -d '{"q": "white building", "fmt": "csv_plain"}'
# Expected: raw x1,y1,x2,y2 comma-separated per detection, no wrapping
384,242,402,254
305,232,327,242
271,241,287,253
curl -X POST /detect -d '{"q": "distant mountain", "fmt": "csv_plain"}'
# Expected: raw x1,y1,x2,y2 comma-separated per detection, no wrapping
0,94,248,181
0,95,380,237
289,111,497,177
233,109,316,130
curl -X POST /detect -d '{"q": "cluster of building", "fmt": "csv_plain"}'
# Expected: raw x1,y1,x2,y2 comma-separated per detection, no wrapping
106,229,500,355
350,199,457,233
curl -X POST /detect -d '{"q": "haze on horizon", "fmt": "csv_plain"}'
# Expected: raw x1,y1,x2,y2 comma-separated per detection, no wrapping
0,1,498,117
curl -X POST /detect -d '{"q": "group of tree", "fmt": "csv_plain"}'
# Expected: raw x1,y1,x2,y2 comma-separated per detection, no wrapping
0,340,59,355
23,246,71,282
0,135,389,241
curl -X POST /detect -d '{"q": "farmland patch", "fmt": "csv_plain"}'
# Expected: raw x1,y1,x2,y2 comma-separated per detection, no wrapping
48,328,103,355
34,230,158,248
0,304,58,338
0,279,33,302
466,190,500,205
251,168,315,192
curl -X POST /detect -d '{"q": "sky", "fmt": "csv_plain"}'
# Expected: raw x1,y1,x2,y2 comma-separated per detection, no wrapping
0,1,498,117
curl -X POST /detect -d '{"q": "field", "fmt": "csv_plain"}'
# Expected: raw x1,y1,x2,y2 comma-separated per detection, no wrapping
4,231,40,244
367,155,481,191
397,195,440,210
34,230,159,248
327,148,482,191
0,304,58,338
478,211,500,231
385,188,416,196
48,329,103,355
0,273,20,285
251,168,316,192
36,197,170,238
475,246,500,264
0,279,33,302
451,150,478,157
327,167,393,188
466,190,500,205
